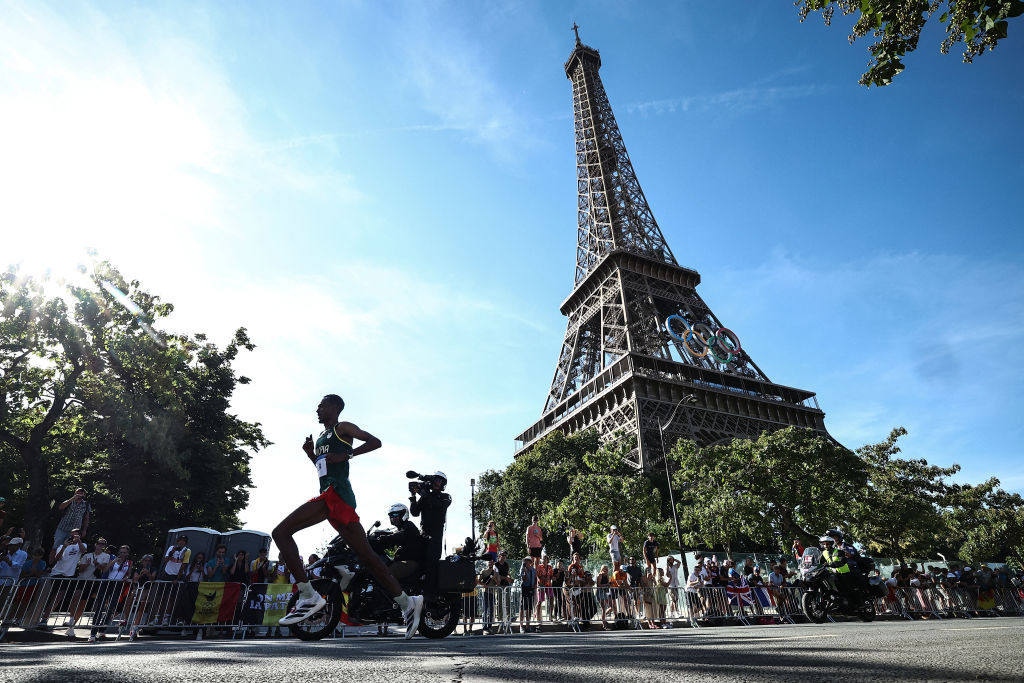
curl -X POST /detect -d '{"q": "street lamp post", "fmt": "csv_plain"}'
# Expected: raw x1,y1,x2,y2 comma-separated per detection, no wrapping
659,393,698,580
470,478,476,542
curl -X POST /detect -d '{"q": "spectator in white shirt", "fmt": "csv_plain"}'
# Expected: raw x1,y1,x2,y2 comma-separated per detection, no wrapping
160,535,191,582
51,530,86,578
78,539,113,580
607,525,623,565
769,565,787,587
89,544,131,643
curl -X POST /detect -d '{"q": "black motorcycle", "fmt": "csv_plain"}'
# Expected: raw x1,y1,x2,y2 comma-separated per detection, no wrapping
799,547,881,623
286,522,476,640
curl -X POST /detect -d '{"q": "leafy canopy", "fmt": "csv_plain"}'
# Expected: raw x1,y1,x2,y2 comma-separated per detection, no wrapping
797,0,1024,86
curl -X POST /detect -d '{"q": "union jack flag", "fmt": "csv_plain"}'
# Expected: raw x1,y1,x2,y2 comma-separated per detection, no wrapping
726,583,754,607
752,587,776,608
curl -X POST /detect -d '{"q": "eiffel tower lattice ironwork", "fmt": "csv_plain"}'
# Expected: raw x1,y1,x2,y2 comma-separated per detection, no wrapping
514,32,830,470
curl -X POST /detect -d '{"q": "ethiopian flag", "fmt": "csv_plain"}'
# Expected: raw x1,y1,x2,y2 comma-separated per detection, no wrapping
189,582,243,624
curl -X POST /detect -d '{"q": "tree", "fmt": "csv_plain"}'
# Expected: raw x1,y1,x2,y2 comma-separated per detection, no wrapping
797,1,1024,86
545,437,672,559
667,426,867,550
848,427,954,561
473,430,597,560
944,478,1024,566
0,263,268,551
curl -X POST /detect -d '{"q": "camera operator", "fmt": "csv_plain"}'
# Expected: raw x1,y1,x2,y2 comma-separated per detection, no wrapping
369,503,425,583
409,471,451,562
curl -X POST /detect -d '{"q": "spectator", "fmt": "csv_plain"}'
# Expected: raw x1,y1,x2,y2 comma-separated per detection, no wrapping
478,557,499,634
23,547,48,582
565,552,586,624
791,539,804,559
78,538,113,580
483,521,500,561
0,497,6,530
88,543,130,643
519,557,538,633
0,536,27,581
160,535,191,582
655,567,669,626
536,555,554,623
52,488,92,551
699,557,714,588
134,554,157,586
206,544,229,581
666,556,680,616
186,553,207,582
526,516,543,563
742,557,755,578
624,556,643,589
306,553,322,579
51,529,86,578
566,527,583,558
641,569,657,629
749,565,764,587
769,564,787,588
228,550,250,584
271,552,290,584
551,559,566,621
596,564,613,629
606,525,623,565
642,533,659,573
250,548,272,583
495,551,512,587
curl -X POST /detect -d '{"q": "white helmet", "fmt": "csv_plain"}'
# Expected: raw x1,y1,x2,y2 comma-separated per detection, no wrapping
388,503,409,524
433,471,447,488
819,535,834,544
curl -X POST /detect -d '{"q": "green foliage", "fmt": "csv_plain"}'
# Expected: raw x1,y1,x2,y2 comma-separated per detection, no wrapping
943,478,1024,566
668,426,866,550
848,427,956,560
474,431,671,561
0,263,268,552
797,0,1024,86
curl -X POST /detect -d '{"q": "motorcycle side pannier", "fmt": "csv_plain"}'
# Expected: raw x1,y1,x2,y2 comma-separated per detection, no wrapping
435,556,476,592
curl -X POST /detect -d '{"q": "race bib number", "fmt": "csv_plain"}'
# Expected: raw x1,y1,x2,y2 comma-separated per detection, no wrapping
315,456,327,477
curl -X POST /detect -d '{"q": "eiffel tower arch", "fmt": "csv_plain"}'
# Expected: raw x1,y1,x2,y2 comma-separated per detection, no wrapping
514,32,831,470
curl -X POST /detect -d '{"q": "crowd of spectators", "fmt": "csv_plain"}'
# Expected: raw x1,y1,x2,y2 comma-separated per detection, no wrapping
466,516,1024,633
0,487,330,641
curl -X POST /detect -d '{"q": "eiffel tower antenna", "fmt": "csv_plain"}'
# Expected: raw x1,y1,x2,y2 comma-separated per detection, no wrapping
515,35,831,470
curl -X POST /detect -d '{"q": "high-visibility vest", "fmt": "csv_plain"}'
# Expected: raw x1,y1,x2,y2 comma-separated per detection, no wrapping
823,548,850,574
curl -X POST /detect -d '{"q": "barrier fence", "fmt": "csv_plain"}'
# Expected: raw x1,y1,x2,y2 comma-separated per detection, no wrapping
1,577,1021,642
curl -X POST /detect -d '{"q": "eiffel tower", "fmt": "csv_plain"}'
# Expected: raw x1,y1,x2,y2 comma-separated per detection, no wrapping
514,29,830,470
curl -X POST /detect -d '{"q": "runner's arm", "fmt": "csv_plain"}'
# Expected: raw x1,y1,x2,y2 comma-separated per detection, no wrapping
336,421,382,457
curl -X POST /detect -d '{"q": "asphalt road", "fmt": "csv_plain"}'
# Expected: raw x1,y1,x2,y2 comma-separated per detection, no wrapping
2,619,1022,682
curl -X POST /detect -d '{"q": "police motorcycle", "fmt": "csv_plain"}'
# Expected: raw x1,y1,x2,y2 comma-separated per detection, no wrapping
287,507,477,640
799,541,883,623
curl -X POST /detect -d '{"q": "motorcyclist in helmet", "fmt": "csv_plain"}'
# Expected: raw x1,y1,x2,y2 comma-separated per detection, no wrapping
826,528,867,588
369,503,425,583
819,534,854,598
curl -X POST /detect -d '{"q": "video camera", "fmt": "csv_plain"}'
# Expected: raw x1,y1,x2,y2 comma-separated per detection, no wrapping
406,470,444,494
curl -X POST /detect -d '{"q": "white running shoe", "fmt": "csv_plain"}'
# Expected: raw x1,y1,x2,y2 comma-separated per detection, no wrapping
279,593,327,626
403,595,424,640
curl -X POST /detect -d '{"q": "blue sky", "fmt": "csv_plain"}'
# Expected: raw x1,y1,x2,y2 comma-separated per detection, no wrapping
2,1,1022,554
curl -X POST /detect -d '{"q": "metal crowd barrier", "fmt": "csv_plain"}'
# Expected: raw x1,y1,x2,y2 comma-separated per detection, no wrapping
0,577,136,639
2,576,1021,642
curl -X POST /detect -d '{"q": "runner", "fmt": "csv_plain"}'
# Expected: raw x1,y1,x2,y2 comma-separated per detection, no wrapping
272,394,424,638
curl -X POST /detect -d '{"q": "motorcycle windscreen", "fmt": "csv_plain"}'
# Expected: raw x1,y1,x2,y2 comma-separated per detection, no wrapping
802,547,822,567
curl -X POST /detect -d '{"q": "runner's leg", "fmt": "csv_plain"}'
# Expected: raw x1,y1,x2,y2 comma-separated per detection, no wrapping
338,522,402,597
272,499,330,584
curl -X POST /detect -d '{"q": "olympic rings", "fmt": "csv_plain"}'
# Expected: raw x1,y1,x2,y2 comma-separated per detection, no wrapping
664,314,743,364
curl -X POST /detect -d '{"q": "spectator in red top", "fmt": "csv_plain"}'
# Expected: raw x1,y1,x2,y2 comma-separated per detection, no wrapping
536,554,554,622
526,516,543,561
483,521,499,562
791,539,804,558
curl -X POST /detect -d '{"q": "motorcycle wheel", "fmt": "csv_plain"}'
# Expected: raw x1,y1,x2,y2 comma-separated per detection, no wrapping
859,598,876,623
287,580,343,641
418,593,461,639
801,591,828,624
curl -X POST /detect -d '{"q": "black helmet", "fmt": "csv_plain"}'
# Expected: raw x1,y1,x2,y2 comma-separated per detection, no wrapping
825,529,844,543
